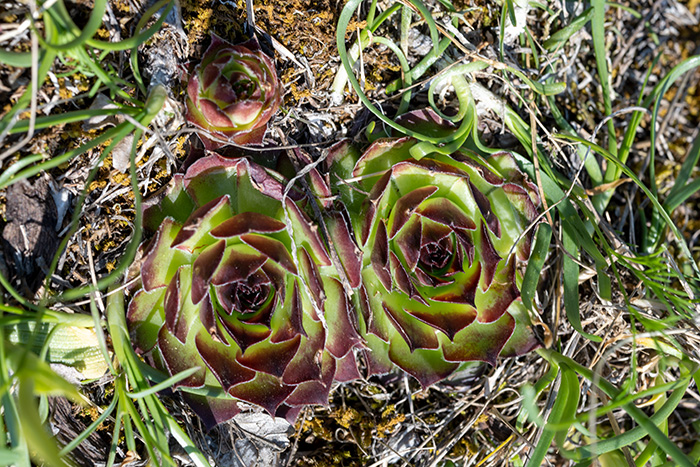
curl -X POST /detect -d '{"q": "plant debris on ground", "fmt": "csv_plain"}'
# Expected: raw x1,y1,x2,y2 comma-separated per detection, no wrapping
0,0,700,466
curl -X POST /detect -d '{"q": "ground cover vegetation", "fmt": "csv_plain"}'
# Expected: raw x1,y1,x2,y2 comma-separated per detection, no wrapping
0,0,699,466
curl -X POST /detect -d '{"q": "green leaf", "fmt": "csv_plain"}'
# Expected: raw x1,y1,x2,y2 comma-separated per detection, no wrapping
563,230,601,341
664,131,700,212
539,349,697,467
8,343,82,403
521,222,552,311
554,368,580,447
17,379,74,467
591,0,616,157
543,7,594,51
525,365,578,467
0,50,34,68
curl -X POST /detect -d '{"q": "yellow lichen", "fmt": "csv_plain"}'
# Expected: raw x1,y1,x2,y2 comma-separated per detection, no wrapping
89,180,107,191
299,415,334,442
375,406,405,438
475,413,489,425
180,0,214,46
109,171,132,187
330,406,361,429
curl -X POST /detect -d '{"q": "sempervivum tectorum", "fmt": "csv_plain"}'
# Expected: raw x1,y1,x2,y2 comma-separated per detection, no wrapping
127,154,362,427
329,109,542,388
185,34,282,149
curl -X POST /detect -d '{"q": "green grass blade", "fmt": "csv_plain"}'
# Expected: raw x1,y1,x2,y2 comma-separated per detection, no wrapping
521,222,552,312
554,367,580,447
0,121,132,190
558,134,700,277
591,0,617,156
547,96,603,186
87,0,173,51
563,230,599,341
505,67,566,96
9,107,140,135
663,130,700,212
664,179,700,213
525,366,579,467
0,50,36,68
166,417,212,467
539,349,696,467
601,54,698,207
666,124,700,201
0,154,44,187
58,396,118,457
126,368,201,399
1,394,30,467
647,56,700,199
338,0,469,145
17,380,72,467
39,0,107,52
543,7,594,51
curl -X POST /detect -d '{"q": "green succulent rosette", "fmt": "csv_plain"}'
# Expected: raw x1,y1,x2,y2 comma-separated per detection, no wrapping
127,154,362,427
185,34,282,149
329,110,542,388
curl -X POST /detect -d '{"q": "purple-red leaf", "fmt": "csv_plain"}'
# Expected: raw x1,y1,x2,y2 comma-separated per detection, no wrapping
227,373,295,416
210,212,286,238
477,256,519,323
241,234,297,274
441,312,515,366
382,301,439,352
158,326,206,388
478,223,501,290
195,330,256,390
191,239,225,304
388,186,437,238
237,336,301,378
371,221,392,292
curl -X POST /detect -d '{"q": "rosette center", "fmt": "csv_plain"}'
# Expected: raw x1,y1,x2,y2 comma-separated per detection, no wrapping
229,277,271,314
419,235,454,271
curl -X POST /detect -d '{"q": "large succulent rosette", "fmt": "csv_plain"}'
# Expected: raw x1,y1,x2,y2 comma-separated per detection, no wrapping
127,154,362,427
186,34,282,149
329,113,542,387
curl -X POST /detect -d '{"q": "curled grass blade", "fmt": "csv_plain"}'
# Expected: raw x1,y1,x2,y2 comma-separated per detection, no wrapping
38,0,107,52
87,0,173,51
337,0,474,145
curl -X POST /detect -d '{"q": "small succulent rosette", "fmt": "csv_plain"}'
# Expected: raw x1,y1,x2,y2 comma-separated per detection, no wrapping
329,111,542,387
127,154,363,427
185,34,282,149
